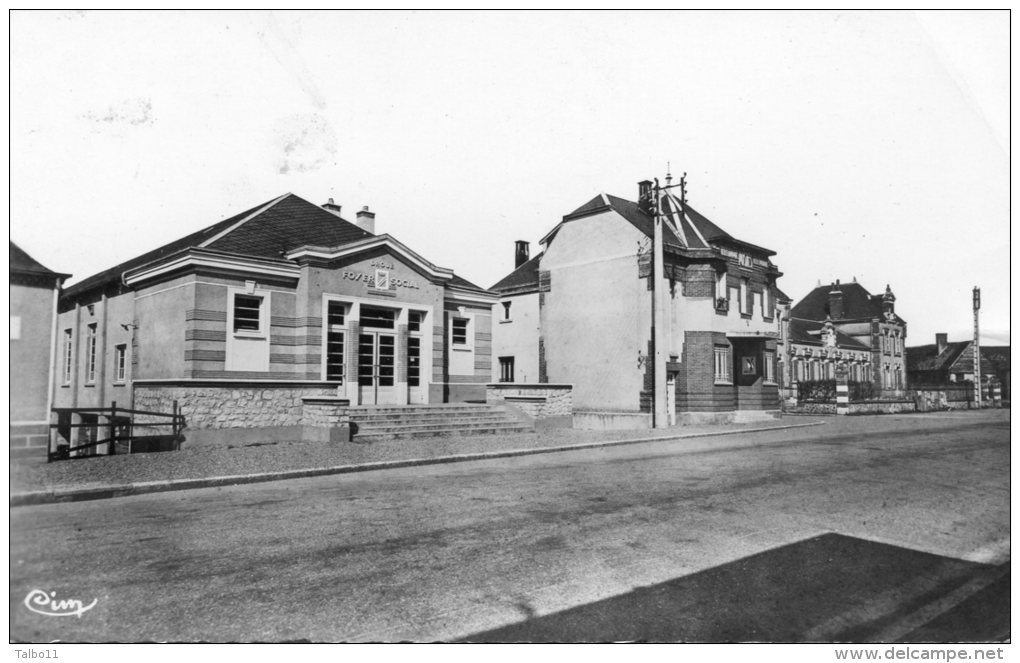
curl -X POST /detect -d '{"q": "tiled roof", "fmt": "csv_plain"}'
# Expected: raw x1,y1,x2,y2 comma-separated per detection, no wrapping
789,318,870,350
64,195,294,297
63,193,494,299
790,281,904,324
206,194,372,258
10,242,69,278
775,287,792,304
905,342,969,373
490,252,543,293
906,341,1007,376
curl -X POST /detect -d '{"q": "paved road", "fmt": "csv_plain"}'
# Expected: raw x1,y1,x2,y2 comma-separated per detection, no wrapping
9,411,1009,642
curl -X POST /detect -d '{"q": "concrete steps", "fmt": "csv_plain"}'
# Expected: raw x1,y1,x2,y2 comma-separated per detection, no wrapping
349,404,532,441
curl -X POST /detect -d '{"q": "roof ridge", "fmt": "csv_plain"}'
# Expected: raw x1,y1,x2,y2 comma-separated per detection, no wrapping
198,192,293,249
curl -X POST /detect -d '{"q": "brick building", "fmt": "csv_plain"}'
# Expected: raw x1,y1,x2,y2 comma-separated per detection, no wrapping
54,193,495,446
10,242,70,457
787,280,907,397
491,179,785,428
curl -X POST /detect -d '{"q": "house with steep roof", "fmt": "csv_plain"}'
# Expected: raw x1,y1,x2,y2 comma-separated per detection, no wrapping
906,333,1010,400
788,280,907,396
491,179,786,428
10,242,70,457
54,193,496,446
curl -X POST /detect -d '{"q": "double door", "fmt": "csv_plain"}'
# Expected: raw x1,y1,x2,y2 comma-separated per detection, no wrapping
358,332,396,404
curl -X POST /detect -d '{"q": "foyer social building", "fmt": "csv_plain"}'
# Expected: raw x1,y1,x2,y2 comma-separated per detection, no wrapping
491,180,786,428
54,194,496,445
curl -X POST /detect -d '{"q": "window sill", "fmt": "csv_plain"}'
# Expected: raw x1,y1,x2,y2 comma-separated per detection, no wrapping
61,384,70,388
233,332,267,340
714,380,733,386
452,346,473,352
740,313,752,320
84,383,96,388
499,319,513,324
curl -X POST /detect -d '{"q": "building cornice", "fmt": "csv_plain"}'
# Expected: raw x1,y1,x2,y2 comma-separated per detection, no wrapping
286,234,456,281
122,248,301,287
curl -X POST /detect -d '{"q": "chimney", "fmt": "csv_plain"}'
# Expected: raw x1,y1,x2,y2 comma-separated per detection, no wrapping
321,198,343,217
638,180,654,214
355,205,376,234
936,333,948,355
514,240,530,269
828,281,844,320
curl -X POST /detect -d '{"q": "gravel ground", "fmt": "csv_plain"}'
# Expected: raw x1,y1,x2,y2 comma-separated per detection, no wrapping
9,420,818,494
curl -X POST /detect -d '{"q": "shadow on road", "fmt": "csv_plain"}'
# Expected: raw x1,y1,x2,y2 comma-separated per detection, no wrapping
459,533,1008,643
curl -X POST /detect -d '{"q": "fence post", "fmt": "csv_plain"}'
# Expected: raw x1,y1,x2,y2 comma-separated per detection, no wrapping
109,401,117,456
173,400,180,450
835,365,849,415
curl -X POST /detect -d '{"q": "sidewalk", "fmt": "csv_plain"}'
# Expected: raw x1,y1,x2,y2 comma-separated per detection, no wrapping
10,419,826,506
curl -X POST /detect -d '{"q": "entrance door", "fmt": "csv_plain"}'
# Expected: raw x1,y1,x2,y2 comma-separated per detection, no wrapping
358,332,396,404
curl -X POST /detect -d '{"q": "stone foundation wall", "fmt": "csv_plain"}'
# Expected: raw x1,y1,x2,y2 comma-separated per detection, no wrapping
486,383,572,421
134,382,338,430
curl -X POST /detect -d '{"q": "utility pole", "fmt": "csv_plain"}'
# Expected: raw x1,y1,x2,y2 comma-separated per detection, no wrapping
652,177,667,428
650,170,686,428
973,286,982,408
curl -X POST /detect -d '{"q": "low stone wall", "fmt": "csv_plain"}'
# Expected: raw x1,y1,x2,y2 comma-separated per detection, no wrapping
301,398,351,443
847,400,915,415
486,383,573,428
134,381,340,446
573,411,653,430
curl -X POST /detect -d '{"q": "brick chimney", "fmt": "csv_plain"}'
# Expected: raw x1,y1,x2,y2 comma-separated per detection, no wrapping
355,205,376,234
828,280,844,320
321,198,342,217
514,240,530,269
936,333,948,355
638,180,654,215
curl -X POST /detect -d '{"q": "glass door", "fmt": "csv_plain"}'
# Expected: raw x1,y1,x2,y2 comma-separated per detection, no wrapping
358,332,396,404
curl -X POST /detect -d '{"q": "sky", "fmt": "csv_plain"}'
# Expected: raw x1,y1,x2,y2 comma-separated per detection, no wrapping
10,10,1010,346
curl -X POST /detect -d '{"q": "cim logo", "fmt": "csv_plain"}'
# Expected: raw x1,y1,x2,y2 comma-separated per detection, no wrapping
24,589,97,618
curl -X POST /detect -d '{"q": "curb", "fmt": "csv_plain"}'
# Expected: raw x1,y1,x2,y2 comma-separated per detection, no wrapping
10,421,826,507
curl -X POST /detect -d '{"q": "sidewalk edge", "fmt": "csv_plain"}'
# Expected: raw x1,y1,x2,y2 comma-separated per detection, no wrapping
11,421,826,507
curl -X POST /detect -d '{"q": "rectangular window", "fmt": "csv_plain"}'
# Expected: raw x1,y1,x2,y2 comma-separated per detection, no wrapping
740,279,749,315
86,324,98,384
714,346,732,383
452,318,469,346
501,301,512,321
62,329,73,384
764,351,775,382
408,336,421,387
233,294,263,333
499,356,515,383
754,292,764,319
727,286,739,308
716,272,727,300
114,344,127,382
360,305,396,330
325,301,346,382
408,310,424,333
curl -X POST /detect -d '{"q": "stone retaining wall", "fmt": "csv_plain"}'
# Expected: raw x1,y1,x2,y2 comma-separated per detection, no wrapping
486,383,573,428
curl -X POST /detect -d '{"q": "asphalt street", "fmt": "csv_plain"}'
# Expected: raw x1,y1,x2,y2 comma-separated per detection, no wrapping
9,411,1009,642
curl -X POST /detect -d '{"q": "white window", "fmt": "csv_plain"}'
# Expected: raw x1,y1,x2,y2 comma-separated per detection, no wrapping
114,344,127,382
754,291,764,319
62,329,73,384
716,272,727,300
226,289,270,372
452,318,469,346
233,294,265,334
764,350,775,383
85,324,98,384
740,279,749,315
408,311,425,388
714,346,732,383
